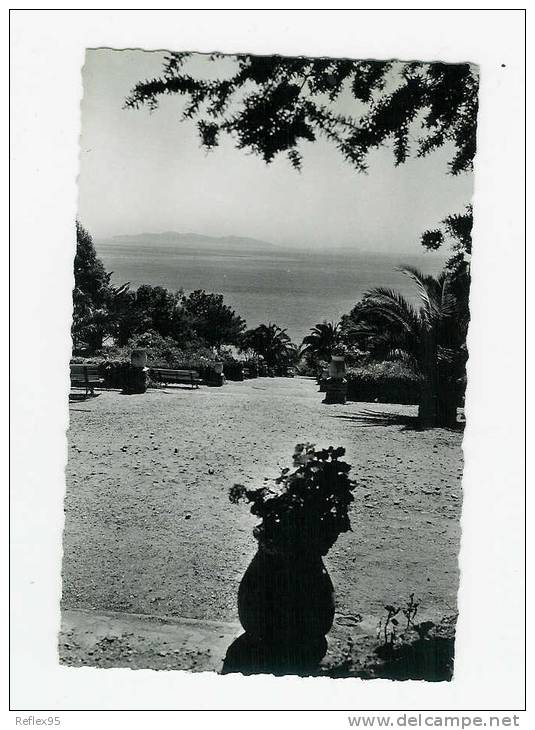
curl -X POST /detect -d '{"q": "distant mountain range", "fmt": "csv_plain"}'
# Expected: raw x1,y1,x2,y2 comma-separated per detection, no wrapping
97,231,280,255
96,230,448,262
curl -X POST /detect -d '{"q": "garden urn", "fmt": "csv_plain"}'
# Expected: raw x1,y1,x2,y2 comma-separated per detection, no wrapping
329,355,345,379
237,546,335,643
210,360,225,386
131,349,148,368
324,357,347,403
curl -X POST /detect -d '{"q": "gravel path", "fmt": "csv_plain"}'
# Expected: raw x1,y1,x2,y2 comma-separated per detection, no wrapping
63,377,463,625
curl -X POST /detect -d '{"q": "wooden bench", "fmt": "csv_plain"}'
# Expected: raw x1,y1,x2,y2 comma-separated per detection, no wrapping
70,364,103,396
149,368,201,389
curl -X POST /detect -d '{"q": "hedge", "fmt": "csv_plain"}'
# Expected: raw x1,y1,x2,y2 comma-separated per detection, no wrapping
344,362,424,405
70,356,246,387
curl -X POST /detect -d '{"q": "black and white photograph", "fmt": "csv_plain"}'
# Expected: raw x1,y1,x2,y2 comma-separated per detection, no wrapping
61,48,476,679
9,8,526,716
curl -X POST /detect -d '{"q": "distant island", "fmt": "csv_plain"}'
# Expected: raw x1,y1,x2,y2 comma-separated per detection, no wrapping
97,232,280,257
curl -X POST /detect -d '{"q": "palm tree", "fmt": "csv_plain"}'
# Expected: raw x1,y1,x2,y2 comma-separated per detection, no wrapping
301,321,342,364
239,323,297,370
353,266,469,427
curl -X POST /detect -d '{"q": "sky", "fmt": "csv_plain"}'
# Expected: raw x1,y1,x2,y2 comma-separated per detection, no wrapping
78,49,474,254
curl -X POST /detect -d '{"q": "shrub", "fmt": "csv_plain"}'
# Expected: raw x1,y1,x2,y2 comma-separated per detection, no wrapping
96,360,133,389
72,353,219,387
221,357,244,381
297,354,326,378
259,361,270,377
71,359,143,390
104,331,214,368
243,359,258,378
70,355,102,365
345,361,424,405
100,331,227,383
229,444,357,556
70,357,132,389
72,335,268,387
242,358,271,378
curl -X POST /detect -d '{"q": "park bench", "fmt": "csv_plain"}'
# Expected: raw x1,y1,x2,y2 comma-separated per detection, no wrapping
70,364,103,396
149,368,201,389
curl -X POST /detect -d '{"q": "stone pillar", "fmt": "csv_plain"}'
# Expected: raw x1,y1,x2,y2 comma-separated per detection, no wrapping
211,361,225,387
131,349,148,368
123,349,149,394
323,356,347,404
329,356,345,379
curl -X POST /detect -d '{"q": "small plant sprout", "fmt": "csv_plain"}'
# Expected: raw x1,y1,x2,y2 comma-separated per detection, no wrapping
402,592,419,631
383,604,401,647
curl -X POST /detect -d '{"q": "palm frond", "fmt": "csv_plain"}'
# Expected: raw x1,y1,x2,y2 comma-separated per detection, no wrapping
384,348,418,367
362,287,421,335
397,266,443,324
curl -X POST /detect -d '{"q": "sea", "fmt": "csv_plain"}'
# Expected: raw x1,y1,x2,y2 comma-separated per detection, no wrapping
96,243,446,343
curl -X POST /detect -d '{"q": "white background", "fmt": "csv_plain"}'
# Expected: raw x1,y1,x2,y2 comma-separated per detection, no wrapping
8,5,527,719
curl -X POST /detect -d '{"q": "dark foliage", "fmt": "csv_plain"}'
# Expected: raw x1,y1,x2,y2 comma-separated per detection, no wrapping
72,222,114,352
345,361,424,405
132,285,185,340
73,222,111,304
72,224,248,357
324,613,455,681
182,289,246,347
239,323,298,371
105,330,212,366
126,54,478,179
72,334,247,386
220,357,244,381
229,444,357,556
342,265,469,425
89,360,147,392
126,54,478,264
301,321,342,364
421,205,473,270
110,286,245,348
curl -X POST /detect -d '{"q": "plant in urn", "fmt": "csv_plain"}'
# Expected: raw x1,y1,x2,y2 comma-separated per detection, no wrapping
123,349,149,394
227,444,357,673
324,346,347,404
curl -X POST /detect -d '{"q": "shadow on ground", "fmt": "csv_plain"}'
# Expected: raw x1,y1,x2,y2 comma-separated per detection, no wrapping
323,616,456,681
331,409,465,433
155,385,204,393
221,615,456,680
373,635,454,681
69,392,100,403
325,635,455,681
222,633,328,677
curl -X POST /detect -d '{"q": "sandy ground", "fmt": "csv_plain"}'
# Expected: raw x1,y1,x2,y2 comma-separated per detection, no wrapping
59,605,455,679
63,376,463,635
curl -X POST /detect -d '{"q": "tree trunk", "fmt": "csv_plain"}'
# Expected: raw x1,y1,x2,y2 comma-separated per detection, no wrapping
418,379,436,427
436,384,459,428
88,331,104,354
418,378,458,428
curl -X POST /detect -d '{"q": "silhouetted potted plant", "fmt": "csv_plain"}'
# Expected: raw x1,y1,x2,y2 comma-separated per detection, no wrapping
229,444,357,648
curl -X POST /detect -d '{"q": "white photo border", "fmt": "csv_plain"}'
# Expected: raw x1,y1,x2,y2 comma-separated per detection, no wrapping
9,7,526,713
